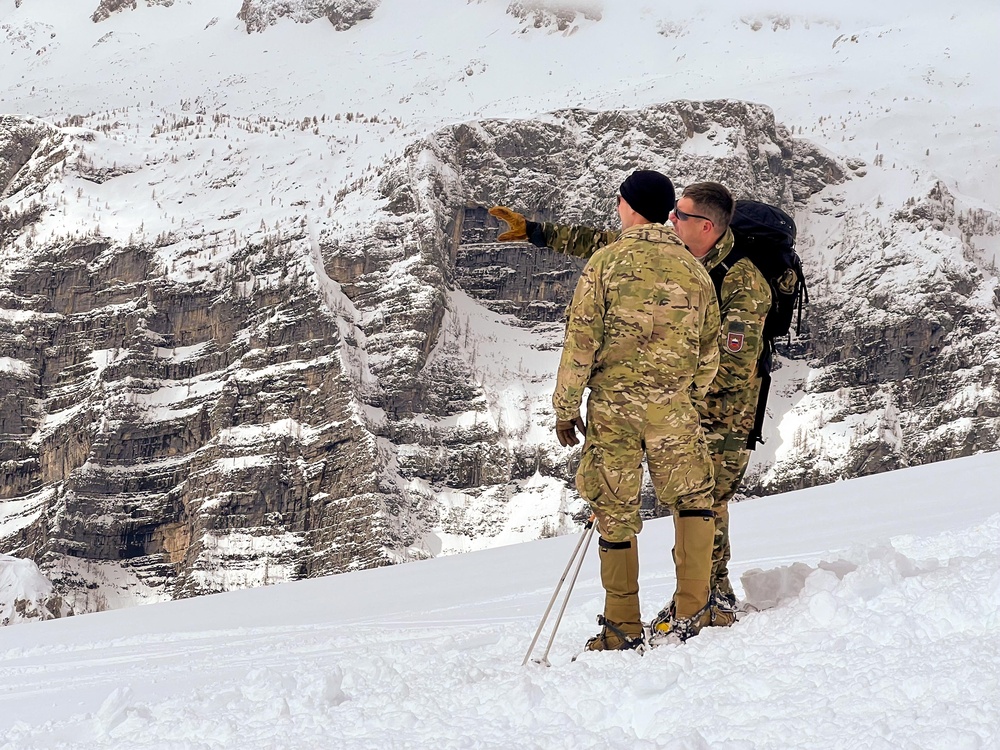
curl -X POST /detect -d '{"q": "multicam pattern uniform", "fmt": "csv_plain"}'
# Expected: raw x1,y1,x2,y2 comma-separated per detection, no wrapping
552,224,720,543
540,221,771,594
532,222,618,260
697,230,771,597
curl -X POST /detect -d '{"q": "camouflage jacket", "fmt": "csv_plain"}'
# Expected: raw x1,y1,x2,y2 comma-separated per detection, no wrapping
552,223,720,421
540,221,771,441
533,221,618,260
698,231,771,440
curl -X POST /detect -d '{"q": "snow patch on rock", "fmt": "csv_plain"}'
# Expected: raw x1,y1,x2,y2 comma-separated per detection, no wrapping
0,554,73,626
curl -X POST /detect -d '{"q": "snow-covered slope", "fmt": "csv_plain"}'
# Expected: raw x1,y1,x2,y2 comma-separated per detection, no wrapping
1,452,998,747
1,0,998,609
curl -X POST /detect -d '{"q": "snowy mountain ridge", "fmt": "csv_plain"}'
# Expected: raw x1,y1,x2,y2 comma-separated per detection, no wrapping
0,100,852,611
0,0,998,613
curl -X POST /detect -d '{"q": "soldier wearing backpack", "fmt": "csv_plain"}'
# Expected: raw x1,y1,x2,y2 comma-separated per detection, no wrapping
661,183,771,625
489,182,795,632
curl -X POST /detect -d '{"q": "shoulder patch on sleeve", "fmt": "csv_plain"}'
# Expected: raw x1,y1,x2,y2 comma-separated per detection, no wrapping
725,321,746,353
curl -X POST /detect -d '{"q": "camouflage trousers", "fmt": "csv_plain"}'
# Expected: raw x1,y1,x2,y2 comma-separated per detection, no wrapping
705,429,752,599
576,390,714,543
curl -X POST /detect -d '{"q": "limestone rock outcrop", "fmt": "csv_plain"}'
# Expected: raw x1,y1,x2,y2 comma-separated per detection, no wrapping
237,0,380,33
3,98,995,614
91,0,175,23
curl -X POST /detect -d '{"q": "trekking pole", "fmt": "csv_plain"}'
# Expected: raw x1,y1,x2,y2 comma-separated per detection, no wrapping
536,520,595,666
522,516,596,667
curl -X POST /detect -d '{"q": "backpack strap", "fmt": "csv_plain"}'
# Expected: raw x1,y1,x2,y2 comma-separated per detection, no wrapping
747,342,772,450
707,247,747,301
795,273,809,337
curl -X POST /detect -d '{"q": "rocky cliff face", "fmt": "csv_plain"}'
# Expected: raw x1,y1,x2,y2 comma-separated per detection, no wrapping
2,97,996,614
0,114,416,610
751,179,1000,493
91,0,176,23
237,0,380,33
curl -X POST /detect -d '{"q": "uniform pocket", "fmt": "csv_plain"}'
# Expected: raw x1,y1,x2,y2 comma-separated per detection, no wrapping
576,447,642,505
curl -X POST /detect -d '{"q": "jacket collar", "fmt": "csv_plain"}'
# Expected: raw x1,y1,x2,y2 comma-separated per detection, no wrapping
619,222,683,244
698,227,734,272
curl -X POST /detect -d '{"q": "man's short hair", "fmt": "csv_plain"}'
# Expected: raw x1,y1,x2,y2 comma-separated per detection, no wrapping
682,182,735,229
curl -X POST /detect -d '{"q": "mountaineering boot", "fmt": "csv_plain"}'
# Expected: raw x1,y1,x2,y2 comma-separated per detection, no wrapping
707,588,738,628
648,597,734,642
584,615,644,652
649,511,715,644
585,537,644,652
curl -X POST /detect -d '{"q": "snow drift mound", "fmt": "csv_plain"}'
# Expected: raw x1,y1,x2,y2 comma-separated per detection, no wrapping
0,554,73,626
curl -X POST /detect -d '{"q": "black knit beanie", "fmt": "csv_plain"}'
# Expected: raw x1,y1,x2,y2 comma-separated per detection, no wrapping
619,170,675,225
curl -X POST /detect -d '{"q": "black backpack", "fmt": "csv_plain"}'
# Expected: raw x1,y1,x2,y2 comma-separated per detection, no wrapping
708,200,808,450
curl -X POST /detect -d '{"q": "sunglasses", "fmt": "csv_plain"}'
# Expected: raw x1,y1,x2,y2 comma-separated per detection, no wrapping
671,203,713,222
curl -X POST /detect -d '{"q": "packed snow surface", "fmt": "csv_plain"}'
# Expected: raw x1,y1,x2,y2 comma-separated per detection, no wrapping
1,453,998,748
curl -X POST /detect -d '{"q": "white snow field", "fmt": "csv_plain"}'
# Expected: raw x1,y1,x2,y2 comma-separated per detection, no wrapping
1,452,999,749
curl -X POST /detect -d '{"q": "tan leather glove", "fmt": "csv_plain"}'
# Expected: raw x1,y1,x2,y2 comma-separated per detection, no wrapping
489,206,528,242
556,416,587,447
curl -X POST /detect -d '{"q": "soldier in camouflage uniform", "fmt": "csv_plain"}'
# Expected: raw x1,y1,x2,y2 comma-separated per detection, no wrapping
492,182,770,629
550,170,721,650
669,183,770,614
